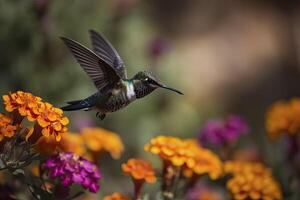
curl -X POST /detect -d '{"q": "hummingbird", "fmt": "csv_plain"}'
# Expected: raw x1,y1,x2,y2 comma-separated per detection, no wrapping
60,30,183,120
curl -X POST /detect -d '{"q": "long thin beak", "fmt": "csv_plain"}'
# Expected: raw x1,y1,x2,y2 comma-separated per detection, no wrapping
159,84,184,95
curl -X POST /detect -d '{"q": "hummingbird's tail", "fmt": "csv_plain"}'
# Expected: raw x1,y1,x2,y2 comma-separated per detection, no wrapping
61,99,92,111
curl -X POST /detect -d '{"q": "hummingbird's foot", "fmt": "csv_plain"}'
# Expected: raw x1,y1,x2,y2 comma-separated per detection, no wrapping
96,112,106,120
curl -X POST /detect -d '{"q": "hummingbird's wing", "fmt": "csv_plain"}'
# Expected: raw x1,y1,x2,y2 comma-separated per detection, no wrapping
89,30,127,79
61,37,121,91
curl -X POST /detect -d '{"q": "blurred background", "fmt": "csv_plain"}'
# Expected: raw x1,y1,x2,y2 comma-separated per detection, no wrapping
1,0,300,199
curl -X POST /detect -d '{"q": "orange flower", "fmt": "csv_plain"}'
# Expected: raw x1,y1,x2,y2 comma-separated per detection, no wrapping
34,132,85,157
266,98,300,139
103,192,131,200
58,132,86,156
2,91,42,121
0,113,17,141
144,136,194,167
182,140,223,180
81,127,124,160
27,102,69,143
227,172,282,200
224,161,282,200
144,137,222,180
122,158,156,183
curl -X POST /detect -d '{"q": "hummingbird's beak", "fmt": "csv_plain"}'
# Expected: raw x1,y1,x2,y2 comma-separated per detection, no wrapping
159,84,184,95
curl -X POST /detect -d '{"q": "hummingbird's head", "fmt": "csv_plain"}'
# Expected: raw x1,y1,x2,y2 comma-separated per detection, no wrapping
133,71,183,98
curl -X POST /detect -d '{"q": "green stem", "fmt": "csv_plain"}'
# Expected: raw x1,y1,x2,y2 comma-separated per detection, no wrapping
162,164,182,200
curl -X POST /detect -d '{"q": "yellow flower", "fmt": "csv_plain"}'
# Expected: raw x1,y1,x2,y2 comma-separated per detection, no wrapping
34,132,85,157
81,127,124,160
122,158,156,183
144,136,194,166
0,113,17,141
266,98,300,139
103,192,131,200
182,140,223,180
227,173,282,200
145,137,222,179
225,161,282,200
2,91,42,121
27,102,69,143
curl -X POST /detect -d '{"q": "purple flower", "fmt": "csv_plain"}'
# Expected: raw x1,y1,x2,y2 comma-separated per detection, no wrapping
199,115,249,146
149,38,170,60
42,152,101,193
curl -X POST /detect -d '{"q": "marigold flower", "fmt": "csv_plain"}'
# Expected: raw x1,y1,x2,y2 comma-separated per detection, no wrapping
145,137,222,179
27,102,69,143
224,161,282,200
81,127,124,160
122,158,156,183
103,192,131,200
227,172,282,200
266,98,300,139
42,152,101,193
2,91,42,121
182,140,223,180
199,115,249,147
35,132,85,157
144,136,194,166
37,103,69,140
0,113,17,141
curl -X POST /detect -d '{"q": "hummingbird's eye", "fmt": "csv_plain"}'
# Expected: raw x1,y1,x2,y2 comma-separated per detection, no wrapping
144,77,149,82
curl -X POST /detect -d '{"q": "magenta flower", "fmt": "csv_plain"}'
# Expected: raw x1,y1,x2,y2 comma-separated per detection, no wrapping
42,152,101,193
199,115,249,146
149,38,170,60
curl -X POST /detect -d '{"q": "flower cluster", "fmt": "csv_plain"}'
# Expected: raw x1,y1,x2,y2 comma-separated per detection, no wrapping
103,192,131,200
34,102,69,141
183,140,223,180
122,158,156,183
224,161,282,200
0,113,17,141
3,91,42,122
34,127,124,162
199,115,249,146
42,152,101,193
265,98,300,139
145,136,222,179
34,132,85,157
144,136,195,166
0,90,293,199
2,91,69,143
81,127,124,160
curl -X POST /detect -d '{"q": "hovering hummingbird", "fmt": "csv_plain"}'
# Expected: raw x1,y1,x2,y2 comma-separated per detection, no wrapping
60,30,183,120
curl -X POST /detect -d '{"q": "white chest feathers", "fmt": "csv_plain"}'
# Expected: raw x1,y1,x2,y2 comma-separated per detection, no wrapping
126,83,136,101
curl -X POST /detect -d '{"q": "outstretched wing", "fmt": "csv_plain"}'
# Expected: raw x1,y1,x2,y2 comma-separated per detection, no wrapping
89,30,127,79
61,37,121,91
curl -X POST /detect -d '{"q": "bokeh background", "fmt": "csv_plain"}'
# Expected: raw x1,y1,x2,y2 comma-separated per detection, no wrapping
1,0,300,199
